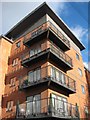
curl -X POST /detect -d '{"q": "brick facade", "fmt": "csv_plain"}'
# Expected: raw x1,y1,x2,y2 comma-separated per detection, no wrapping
1,2,90,120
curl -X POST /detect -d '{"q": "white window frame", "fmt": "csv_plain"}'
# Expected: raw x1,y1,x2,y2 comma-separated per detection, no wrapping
12,58,18,66
6,101,13,112
10,77,15,87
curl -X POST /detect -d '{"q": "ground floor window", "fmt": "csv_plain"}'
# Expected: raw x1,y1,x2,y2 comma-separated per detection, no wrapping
51,93,68,116
26,94,41,115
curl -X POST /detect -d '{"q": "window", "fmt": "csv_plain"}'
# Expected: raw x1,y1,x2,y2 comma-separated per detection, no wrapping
51,93,68,115
51,67,55,79
30,46,41,57
31,31,37,37
76,53,80,60
10,77,15,87
78,68,83,76
12,58,18,66
30,49,34,57
56,70,60,81
28,71,33,83
26,94,41,115
16,41,20,48
81,85,85,94
51,67,66,84
28,68,41,83
84,106,89,114
60,72,65,84
6,101,13,112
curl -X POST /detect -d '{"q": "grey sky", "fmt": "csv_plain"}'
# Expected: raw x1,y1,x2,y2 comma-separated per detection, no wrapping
1,1,65,35
1,2,42,35
0,2,2,35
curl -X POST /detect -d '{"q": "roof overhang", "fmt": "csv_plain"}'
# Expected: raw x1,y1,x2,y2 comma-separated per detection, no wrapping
0,35,13,43
5,2,85,51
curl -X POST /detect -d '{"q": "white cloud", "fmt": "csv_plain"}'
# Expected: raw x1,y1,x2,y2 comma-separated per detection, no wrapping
84,62,88,69
83,62,90,71
48,2,66,15
71,25,88,41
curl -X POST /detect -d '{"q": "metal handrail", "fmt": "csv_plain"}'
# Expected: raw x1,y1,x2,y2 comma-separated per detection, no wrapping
24,21,70,48
16,97,79,118
19,65,76,91
21,42,73,67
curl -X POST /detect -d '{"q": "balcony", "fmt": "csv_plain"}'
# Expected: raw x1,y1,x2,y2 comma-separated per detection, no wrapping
16,97,79,119
21,43,73,70
19,65,76,94
23,21,70,51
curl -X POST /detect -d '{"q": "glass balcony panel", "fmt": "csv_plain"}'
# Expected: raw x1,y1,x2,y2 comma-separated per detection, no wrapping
24,21,70,49
21,42,73,68
28,71,33,83
19,65,76,93
30,49,34,57
16,97,79,119
26,96,33,115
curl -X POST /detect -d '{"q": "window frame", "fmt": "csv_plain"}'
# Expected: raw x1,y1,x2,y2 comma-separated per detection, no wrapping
81,85,85,94
10,77,16,87
12,58,18,67
30,45,41,57
51,93,67,115
28,67,41,83
26,94,41,115
76,53,80,60
6,101,13,112
16,41,20,48
78,68,83,76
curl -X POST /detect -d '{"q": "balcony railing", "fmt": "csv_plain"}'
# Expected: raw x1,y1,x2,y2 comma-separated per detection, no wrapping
21,42,73,68
16,97,79,119
19,65,76,93
50,43,72,67
23,21,70,50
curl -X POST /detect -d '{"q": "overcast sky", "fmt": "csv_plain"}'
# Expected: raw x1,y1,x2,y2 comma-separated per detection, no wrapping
0,0,89,69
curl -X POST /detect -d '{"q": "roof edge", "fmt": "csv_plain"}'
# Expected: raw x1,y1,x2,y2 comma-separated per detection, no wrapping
5,2,85,50
0,35,13,43
5,2,46,37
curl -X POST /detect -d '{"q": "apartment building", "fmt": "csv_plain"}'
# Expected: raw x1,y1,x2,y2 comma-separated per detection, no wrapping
1,2,89,119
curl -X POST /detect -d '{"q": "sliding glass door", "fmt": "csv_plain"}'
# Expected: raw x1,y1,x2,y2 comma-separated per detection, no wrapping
51,94,68,116
28,68,41,83
62,98,68,116
26,96,33,115
26,94,41,115
28,71,33,83
51,66,66,85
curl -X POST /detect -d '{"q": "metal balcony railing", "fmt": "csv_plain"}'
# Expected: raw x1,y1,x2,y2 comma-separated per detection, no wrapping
24,21,70,48
21,42,73,68
50,43,72,67
16,97,79,119
19,65,76,92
